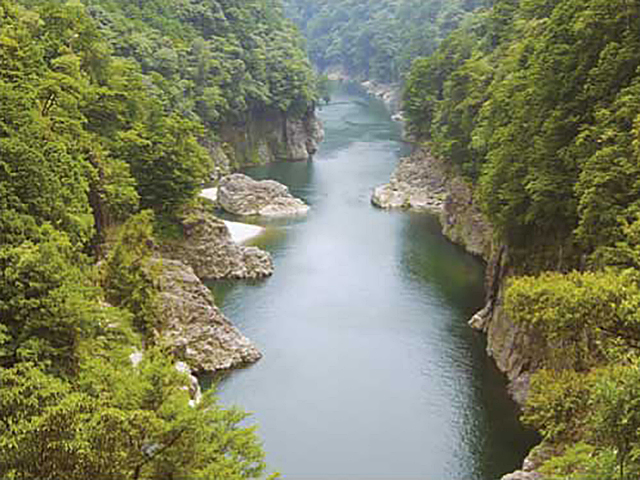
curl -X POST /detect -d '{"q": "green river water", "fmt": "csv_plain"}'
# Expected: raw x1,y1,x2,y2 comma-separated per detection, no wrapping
208,84,538,480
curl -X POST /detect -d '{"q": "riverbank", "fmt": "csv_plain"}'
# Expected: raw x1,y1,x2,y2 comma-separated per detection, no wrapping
371,146,543,479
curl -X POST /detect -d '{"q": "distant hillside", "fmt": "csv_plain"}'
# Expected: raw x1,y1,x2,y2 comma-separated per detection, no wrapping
283,0,486,83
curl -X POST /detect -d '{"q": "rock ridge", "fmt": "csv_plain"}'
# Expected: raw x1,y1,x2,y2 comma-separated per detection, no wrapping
157,258,261,373
161,208,274,280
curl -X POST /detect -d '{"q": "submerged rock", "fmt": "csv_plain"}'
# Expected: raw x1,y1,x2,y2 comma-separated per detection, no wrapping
158,258,261,373
162,208,273,280
218,173,310,217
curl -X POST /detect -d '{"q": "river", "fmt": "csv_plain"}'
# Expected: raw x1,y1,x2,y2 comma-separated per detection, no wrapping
208,84,537,480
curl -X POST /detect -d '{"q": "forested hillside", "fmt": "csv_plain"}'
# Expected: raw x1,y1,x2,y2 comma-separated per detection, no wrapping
283,0,487,84
404,0,640,477
0,0,315,477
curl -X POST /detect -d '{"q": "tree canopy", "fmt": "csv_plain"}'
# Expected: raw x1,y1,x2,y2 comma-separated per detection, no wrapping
0,0,312,477
283,0,488,84
403,1,640,477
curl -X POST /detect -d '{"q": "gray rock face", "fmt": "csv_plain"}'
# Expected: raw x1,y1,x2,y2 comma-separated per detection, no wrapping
158,258,262,373
218,173,310,217
162,208,273,280
287,110,325,160
500,444,553,480
218,108,324,168
371,153,447,214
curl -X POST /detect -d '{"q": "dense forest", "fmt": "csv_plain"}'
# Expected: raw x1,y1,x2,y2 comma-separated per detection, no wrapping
0,0,317,477
283,0,488,84
403,0,640,478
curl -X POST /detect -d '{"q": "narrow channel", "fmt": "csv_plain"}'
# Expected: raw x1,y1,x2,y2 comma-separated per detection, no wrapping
208,85,537,480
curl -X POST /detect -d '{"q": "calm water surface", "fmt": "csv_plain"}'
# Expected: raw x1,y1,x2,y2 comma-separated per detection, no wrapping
208,85,537,480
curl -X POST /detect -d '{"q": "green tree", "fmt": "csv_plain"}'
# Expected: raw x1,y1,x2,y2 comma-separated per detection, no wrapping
101,211,159,340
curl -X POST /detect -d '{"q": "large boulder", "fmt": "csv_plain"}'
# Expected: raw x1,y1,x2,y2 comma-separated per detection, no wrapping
158,258,261,373
218,173,309,217
162,208,273,280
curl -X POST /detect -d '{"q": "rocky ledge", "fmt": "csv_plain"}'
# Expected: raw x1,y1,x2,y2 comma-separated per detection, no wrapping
372,148,492,258
162,208,273,280
218,173,310,217
372,153,448,214
158,258,261,373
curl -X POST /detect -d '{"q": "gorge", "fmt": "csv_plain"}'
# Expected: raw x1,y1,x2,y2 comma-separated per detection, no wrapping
208,84,538,479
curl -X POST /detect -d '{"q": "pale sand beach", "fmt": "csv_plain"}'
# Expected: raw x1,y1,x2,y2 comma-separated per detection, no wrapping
200,188,265,244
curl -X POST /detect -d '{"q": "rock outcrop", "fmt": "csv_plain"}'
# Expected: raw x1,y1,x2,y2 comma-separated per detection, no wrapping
162,208,273,280
218,108,324,169
287,109,325,160
218,173,310,217
500,444,554,480
471,247,542,405
372,148,493,258
371,154,447,214
158,258,262,373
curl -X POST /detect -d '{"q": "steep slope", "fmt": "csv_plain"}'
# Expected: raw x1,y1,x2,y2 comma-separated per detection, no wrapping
0,0,317,477
401,0,640,477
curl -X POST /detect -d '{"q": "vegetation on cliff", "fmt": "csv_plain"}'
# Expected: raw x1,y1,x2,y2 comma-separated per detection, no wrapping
404,0,640,477
0,0,318,476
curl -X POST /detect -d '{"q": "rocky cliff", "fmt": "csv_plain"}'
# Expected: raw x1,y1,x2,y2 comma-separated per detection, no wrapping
157,258,262,373
161,208,274,280
209,107,324,176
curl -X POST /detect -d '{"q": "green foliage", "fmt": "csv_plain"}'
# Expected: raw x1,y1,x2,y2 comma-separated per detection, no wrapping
0,0,311,477
589,363,640,480
0,354,270,480
283,0,486,84
526,363,640,480
404,0,640,263
116,114,210,214
523,369,593,442
540,443,617,480
101,211,160,339
505,270,640,369
84,0,317,121
0,229,101,375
